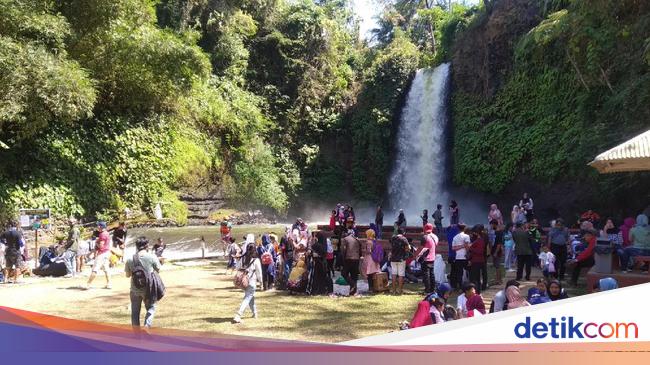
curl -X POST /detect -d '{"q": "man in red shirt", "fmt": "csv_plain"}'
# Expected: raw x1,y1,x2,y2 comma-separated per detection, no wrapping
416,223,439,294
84,221,112,290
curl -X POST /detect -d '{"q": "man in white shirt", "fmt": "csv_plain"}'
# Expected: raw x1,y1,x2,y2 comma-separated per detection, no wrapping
450,226,471,290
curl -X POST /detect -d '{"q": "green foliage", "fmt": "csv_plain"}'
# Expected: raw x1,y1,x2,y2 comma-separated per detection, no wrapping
348,31,420,200
0,0,96,143
452,0,650,207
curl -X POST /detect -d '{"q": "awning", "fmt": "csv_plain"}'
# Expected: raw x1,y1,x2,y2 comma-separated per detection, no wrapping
589,129,650,173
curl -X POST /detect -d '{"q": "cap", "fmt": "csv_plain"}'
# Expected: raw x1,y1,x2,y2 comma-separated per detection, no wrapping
97,221,107,229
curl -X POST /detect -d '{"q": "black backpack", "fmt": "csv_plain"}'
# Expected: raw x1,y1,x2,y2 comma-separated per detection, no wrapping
131,254,150,290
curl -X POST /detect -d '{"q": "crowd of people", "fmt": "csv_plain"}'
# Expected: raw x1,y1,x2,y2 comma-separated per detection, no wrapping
1,194,649,331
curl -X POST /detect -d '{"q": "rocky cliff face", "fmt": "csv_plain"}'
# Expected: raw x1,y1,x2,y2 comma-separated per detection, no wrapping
452,0,542,98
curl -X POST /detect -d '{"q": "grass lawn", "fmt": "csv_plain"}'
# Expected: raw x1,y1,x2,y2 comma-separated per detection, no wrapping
0,258,588,343
0,260,424,343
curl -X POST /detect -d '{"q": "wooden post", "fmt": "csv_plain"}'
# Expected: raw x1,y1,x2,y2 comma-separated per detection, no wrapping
201,239,206,259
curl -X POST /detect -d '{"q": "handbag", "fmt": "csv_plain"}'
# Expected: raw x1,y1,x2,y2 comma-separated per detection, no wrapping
233,262,253,289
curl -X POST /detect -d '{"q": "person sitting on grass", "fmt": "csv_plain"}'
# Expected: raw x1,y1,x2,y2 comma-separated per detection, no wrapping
490,280,520,313
527,278,551,305
593,277,618,292
456,282,477,318
547,279,568,301
466,293,486,317
506,284,530,310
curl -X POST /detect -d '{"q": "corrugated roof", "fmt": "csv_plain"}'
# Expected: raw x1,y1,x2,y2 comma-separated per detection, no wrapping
589,129,650,173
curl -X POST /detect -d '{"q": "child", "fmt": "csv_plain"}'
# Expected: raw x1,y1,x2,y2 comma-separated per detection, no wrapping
538,245,556,278
326,237,335,277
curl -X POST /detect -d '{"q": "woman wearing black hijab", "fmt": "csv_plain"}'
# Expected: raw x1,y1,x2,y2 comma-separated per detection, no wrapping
547,279,569,301
306,232,331,295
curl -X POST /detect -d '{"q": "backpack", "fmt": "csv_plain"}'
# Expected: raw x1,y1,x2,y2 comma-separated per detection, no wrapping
371,241,384,263
131,254,150,290
233,262,253,289
261,246,273,265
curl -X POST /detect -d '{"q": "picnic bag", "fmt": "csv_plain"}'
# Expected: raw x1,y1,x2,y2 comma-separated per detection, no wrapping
131,254,150,290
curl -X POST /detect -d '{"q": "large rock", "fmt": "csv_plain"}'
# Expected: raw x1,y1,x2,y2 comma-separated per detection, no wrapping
452,0,542,98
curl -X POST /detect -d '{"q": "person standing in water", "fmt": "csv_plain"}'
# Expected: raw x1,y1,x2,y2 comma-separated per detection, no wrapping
449,200,459,225
395,210,407,231
432,204,444,236
375,206,384,239
421,209,429,227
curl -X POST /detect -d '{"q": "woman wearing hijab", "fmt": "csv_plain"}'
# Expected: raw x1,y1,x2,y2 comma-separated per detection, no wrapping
547,279,568,301
620,217,636,247
466,294,486,317
506,285,530,309
436,282,452,303
257,234,276,291
361,229,381,292
488,204,503,226
490,280,519,312
622,214,650,272
306,233,330,295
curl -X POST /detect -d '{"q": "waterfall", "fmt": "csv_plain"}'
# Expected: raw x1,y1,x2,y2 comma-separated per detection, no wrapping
387,63,451,224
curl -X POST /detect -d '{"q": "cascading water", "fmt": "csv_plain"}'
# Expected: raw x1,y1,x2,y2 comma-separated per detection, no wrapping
387,63,452,223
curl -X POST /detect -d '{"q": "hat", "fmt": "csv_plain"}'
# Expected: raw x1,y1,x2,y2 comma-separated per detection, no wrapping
97,221,107,229
424,223,433,233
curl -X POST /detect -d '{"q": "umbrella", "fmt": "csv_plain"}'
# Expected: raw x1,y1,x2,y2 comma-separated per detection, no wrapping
588,129,650,173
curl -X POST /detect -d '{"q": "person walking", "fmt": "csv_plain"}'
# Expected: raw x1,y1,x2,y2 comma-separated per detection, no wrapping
125,237,162,330
1,220,24,284
233,244,263,323
547,219,570,281
84,221,112,290
415,223,438,294
513,222,534,281
340,230,362,296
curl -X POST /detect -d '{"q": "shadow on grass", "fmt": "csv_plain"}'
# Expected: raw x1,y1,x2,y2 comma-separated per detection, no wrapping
202,317,235,324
